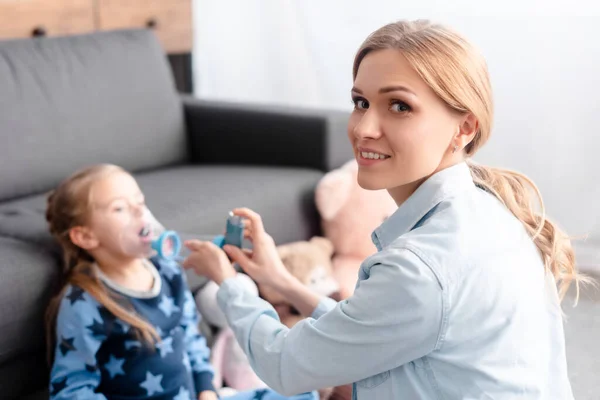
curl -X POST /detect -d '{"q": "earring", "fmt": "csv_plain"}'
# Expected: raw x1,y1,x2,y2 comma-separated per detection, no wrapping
452,145,458,154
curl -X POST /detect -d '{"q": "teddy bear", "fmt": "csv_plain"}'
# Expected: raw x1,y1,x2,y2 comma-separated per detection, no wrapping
315,159,398,299
258,236,341,312
194,237,341,399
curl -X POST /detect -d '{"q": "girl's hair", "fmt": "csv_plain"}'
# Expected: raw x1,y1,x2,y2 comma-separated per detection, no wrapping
353,20,588,301
45,164,159,364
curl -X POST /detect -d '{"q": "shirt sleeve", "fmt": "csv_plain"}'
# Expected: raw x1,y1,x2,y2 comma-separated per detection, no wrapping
216,247,445,396
310,296,338,320
179,269,216,394
49,286,107,400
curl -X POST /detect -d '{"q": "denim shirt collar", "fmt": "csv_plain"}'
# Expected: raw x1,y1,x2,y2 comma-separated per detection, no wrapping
371,162,476,251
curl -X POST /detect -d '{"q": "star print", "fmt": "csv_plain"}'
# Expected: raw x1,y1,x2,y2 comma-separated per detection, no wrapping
87,319,109,339
183,293,196,316
182,323,196,339
252,389,269,400
87,307,116,339
140,371,163,396
156,337,174,358
158,296,180,317
173,386,192,400
66,286,86,305
187,338,206,355
125,340,141,350
161,262,180,280
182,352,191,372
156,326,164,337
50,377,68,396
59,336,76,356
104,355,125,379
85,364,97,373
114,319,129,334
79,302,103,327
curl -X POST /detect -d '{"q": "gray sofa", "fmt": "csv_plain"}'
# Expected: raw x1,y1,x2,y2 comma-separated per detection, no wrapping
0,29,351,399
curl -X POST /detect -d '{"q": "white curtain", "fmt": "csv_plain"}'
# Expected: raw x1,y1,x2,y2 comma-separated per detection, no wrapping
192,0,600,271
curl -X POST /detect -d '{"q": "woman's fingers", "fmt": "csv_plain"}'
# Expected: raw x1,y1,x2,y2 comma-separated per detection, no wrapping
232,208,265,234
242,248,253,257
223,245,253,271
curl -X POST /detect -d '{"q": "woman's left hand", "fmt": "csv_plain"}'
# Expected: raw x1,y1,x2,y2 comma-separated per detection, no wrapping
182,240,236,284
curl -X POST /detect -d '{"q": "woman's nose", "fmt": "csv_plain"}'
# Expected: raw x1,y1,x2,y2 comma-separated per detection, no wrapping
352,110,383,140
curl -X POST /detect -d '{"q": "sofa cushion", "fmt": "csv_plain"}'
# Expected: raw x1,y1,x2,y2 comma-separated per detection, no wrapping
0,237,58,398
0,29,187,202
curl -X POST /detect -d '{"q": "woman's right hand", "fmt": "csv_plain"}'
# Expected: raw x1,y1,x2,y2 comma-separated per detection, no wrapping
223,208,294,292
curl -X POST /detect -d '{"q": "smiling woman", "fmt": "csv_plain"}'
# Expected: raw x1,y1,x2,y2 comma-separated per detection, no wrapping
183,19,585,400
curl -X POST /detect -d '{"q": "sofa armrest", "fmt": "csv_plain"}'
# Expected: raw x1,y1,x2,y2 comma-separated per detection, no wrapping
182,95,353,172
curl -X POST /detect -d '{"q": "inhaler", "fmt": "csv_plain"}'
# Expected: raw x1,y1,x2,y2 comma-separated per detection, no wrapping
211,211,244,249
121,207,245,262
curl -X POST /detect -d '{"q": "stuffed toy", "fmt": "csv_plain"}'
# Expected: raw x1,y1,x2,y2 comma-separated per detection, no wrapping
195,237,341,399
258,236,341,311
315,159,397,299
195,273,267,394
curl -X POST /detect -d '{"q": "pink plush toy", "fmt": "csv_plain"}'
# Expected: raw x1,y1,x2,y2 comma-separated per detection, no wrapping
315,159,398,299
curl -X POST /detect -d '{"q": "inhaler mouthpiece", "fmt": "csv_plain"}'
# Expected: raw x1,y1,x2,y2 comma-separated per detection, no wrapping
151,230,182,261
119,207,182,261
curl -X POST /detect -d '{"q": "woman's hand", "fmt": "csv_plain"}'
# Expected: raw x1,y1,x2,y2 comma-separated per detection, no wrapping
222,208,295,292
182,240,236,285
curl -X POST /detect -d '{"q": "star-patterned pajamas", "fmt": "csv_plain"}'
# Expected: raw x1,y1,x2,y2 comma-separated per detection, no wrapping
50,258,215,399
49,258,319,400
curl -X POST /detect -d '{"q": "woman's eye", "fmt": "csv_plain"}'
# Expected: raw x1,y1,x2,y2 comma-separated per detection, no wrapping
352,97,369,110
390,100,411,113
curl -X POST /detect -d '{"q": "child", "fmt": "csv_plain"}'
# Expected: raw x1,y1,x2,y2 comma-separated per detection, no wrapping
45,164,319,400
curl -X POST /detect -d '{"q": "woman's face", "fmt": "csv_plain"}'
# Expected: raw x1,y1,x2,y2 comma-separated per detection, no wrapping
347,49,467,204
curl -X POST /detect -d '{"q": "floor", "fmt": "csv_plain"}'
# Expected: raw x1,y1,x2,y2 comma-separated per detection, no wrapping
564,274,600,399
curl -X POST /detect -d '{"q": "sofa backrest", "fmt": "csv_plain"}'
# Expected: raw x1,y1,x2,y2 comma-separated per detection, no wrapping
0,29,188,202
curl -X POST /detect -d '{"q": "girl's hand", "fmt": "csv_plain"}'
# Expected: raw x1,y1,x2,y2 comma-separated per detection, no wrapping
182,240,236,285
222,208,295,292
198,390,218,400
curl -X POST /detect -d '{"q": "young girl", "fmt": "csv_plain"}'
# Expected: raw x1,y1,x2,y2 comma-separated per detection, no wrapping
45,164,319,400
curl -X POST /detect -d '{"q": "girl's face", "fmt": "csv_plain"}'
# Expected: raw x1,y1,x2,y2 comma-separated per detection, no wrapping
71,171,153,260
347,49,469,205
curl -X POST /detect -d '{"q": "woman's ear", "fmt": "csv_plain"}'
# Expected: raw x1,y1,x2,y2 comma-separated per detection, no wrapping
456,113,478,150
69,226,99,250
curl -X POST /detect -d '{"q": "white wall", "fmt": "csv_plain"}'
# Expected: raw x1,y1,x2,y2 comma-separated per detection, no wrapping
192,0,600,272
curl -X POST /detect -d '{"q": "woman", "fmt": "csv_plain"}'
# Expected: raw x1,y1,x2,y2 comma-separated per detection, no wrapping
183,20,582,399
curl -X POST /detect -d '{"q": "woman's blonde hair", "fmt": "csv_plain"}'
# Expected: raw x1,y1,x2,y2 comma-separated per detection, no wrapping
45,164,159,364
354,20,587,301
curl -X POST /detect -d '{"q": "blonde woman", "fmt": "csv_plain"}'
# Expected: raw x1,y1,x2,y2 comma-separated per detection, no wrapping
183,20,581,399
